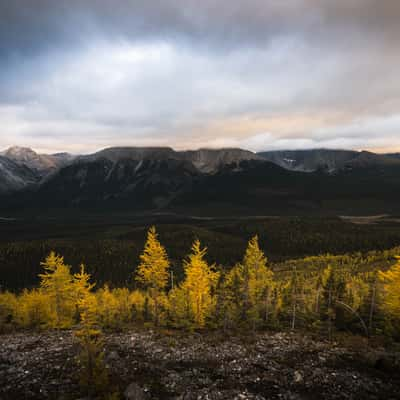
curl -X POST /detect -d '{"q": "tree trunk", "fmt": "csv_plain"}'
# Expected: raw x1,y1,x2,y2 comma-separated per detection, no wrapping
328,287,332,342
291,267,297,331
154,294,159,327
264,288,270,324
368,282,376,337
291,298,296,331
315,287,321,314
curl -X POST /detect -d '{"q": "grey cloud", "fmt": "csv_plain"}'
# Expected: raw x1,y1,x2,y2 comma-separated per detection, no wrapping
1,1,400,153
2,1,400,55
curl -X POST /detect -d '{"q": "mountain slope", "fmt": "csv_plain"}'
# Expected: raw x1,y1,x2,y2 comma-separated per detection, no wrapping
344,151,400,169
173,158,400,215
30,147,264,209
386,153,400,160
78,146,262,173
173,159,310,214
257,149,400,172
180,148,263,173
1,146,265,210
0,156,39,193
35,157,200,209
77,147,176,164
2,145,400,215
2,146,74,177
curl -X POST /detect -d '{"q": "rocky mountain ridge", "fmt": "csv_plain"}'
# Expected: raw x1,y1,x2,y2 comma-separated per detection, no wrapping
0,146,261,195
77,146,263,173
1,146,74,177
257,149,400,172
0,155,39,193
2,146,400,214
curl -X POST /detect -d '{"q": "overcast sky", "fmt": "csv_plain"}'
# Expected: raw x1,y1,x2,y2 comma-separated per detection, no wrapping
1,0,400,154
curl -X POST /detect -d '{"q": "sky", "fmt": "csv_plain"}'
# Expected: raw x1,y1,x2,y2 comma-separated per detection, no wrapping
1,0,400,154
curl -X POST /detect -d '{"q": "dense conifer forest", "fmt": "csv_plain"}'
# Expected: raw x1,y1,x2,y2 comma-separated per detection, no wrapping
2,215,400,289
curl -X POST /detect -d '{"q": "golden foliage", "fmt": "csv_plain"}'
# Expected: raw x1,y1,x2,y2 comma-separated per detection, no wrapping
379,257,400,319
136,226,169,291
17,289,52,329
39,251,75,328
2,230,400,340
74,268,109,397
0,291,18,331
136,226,170,325
179,240,219,328
243,235,274,326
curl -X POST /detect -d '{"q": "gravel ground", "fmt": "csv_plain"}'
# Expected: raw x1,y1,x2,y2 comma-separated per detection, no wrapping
0,329,399,399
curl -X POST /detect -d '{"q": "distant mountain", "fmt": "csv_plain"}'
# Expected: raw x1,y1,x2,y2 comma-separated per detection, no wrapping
180,148,263,173
77,147,176,164
2,146,74,177
2,145,400,215
386,153,400,160
32,147,260,209
175,158,400,215
77,146,261,173
36,156,200,209
257,149,400,172
0,146,261,201
345,151,400,168
0,155,39,193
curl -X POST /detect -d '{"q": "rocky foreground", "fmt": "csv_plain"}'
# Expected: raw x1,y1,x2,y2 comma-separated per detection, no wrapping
0,330,399,400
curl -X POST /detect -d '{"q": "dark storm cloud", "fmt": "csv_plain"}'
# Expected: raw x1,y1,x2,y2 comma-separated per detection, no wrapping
2,0,400,54
1,1,400,153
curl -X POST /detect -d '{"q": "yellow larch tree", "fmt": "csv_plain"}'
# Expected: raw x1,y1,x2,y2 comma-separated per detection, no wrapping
242,235,274,328
96,285,120,329
96,285,142,329
180,240,220,328
39,251,75,328
135,226,170,325
130,289,146,322
17,289,52,329
74,266,108,397
379,257,400,321
76,293,108,396
168,285,191,329
218,264,246,329
0,291,18,332
75,265,98,338
74,264,96,303
73,263,96,322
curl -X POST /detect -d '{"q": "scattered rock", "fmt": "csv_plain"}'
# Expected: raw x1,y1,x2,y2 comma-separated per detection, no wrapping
293,371,303,384
107,350,121,362
124,382,148,400
0,330,399,399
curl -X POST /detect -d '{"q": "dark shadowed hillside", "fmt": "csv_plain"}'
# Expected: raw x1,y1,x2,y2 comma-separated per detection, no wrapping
257,149,400,172
2,146,400,215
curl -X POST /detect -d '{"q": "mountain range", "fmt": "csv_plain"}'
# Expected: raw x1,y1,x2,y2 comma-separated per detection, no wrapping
1,146,400,215
258,149,400,172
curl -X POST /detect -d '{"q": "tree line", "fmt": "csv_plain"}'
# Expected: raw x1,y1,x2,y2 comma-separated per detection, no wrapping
0,226,400,339
3,216,400,291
